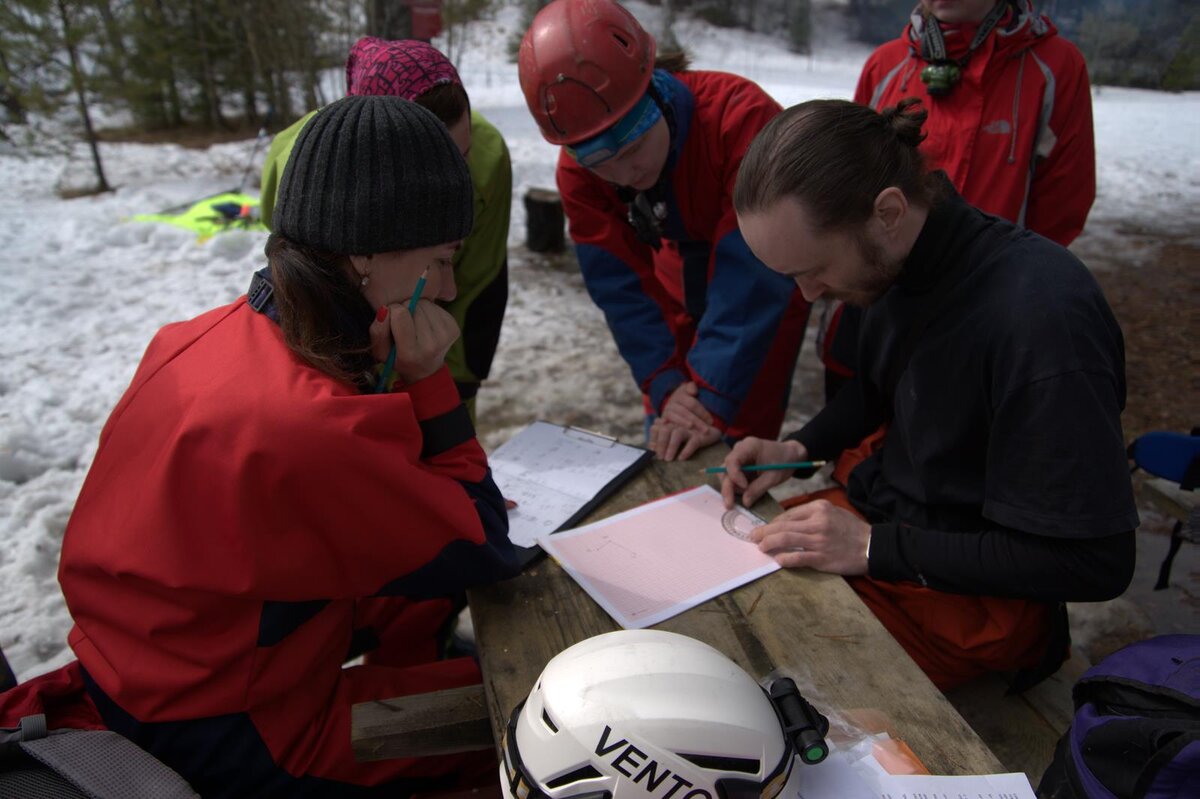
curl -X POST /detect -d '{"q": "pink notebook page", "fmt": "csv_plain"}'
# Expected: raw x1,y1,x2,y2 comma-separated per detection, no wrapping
539,485,780,628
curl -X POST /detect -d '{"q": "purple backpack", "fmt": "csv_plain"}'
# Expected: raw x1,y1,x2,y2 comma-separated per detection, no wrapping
1038,635,1199,799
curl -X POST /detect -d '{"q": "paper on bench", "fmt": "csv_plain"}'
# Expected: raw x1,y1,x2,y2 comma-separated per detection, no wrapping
490,421,650,549
874,771,1036,798
537,485,780,628
788,740,1036,799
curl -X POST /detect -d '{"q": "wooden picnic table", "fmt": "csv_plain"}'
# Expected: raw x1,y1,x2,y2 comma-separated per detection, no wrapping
464,442,1003,776
352,442,1003,773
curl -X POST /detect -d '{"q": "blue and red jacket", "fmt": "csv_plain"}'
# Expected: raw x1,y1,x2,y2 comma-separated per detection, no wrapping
56,297,519,791
557,70,810,440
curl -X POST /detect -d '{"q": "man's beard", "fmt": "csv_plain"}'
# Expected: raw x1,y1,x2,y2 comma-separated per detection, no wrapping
838,229,904,308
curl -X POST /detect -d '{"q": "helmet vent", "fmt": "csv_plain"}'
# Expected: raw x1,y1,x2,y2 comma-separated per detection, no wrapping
541,709,559,733
676,754,762,775
612,32,630,50
545,765,604,789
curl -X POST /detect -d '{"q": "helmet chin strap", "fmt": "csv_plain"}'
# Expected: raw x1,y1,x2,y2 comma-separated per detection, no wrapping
919,0,1012,96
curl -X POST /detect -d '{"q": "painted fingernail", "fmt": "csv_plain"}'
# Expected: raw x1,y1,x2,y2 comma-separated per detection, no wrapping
375,306,388,323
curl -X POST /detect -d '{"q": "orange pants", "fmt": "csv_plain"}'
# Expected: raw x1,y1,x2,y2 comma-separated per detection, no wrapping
782,428,1052,691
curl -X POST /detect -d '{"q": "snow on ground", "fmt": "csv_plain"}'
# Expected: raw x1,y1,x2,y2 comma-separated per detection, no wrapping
1,1,1198,683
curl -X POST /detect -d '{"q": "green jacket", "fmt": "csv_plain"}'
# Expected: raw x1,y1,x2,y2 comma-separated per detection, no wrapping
260,109,512,419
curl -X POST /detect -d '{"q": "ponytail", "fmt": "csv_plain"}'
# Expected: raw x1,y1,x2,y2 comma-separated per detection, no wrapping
654,50,691,72
881,97,928,149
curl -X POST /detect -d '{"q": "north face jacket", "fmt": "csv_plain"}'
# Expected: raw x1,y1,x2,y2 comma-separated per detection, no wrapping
855,0,1094,246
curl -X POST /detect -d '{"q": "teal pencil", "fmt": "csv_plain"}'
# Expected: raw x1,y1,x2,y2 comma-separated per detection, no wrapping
701,460,827,475
406,266,430,315
374,267,429,394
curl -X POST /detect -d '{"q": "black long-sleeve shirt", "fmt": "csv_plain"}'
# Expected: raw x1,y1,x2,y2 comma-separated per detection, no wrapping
788,184,1138,602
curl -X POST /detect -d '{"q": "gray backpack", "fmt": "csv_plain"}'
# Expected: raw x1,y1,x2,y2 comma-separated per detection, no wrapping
0,713,198,799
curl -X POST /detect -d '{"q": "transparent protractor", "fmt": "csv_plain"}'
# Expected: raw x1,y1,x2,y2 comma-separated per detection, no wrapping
722,508,764,541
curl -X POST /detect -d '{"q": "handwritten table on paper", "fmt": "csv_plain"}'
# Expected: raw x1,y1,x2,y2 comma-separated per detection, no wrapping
539,486,779,628
490,421,650,549
467,443,1004,777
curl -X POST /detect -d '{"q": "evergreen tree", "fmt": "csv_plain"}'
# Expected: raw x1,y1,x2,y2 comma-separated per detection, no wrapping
788,0,812,54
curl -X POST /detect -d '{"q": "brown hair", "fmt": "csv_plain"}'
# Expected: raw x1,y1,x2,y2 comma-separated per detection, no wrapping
265,233,375,390
654,50,691,72
734,97,943,230
415,82,470,128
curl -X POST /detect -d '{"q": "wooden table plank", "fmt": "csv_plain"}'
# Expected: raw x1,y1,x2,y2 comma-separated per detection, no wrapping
468,444,1003,776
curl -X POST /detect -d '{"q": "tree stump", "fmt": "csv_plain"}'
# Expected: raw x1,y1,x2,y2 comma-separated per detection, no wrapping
0,646,14,693
524,187,565,253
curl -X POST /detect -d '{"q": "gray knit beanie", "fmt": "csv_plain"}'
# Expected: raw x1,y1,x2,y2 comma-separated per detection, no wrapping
273,95,473,255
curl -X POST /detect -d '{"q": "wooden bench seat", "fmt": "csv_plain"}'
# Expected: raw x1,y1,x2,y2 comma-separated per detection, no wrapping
944,650,1090,785
1142,476,1198,524
352,684,493,762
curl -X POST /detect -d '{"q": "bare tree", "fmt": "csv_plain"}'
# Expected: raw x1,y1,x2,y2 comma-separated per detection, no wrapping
369,0,412,40
55,0,111,192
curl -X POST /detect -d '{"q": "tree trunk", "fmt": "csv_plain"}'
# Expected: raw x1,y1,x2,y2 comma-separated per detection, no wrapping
788,0,812,54
369,0,412,40
272,64,294,123
0,645,14,693
188,0,228,130
523,188,565,253
55,0,111,193
0,48,26,123
94,0,129,92
149,0,185,126
660,0,680,50
236,7,270,126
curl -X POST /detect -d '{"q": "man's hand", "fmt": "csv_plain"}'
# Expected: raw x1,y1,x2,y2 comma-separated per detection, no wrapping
660,382,714,432
751,499,870,575
648,417,721,461
720,437,808,508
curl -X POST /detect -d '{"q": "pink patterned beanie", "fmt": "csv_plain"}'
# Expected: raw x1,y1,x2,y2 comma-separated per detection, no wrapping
345,36,462,99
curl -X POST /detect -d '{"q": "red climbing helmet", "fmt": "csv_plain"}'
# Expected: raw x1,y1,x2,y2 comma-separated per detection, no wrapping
518,0,657,145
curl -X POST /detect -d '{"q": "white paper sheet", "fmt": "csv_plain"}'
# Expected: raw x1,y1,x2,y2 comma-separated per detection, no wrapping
490,421,649,548
874,772,1036,798
537,485,780,628
787,740,1037,799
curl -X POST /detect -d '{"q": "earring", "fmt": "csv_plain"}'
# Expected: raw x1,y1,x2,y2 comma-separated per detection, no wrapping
360,273,370,287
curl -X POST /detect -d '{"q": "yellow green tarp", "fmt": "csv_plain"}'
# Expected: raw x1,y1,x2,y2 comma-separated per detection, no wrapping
131,191,267,241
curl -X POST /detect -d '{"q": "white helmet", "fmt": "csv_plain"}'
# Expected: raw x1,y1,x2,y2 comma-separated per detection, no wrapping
500,630,828,799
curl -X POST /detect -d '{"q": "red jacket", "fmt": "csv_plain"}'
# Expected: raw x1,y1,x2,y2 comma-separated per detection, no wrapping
855,1,1094,245
558,70,810,440
58,297,518,784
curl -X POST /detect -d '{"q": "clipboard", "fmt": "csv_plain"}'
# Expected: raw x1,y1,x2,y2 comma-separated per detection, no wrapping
488,421,653,561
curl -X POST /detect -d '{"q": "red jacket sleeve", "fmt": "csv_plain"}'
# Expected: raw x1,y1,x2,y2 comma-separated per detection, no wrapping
1023,44,1095,246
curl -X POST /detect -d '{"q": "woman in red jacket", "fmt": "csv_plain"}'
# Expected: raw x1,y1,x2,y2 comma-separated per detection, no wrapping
57,95,519,797
518,0,811,462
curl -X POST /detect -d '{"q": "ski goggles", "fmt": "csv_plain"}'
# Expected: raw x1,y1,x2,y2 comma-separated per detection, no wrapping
566,92,662,169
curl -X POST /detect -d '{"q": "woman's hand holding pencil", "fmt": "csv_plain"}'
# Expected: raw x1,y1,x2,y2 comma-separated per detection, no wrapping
719,437,815,509
370,266,460,388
